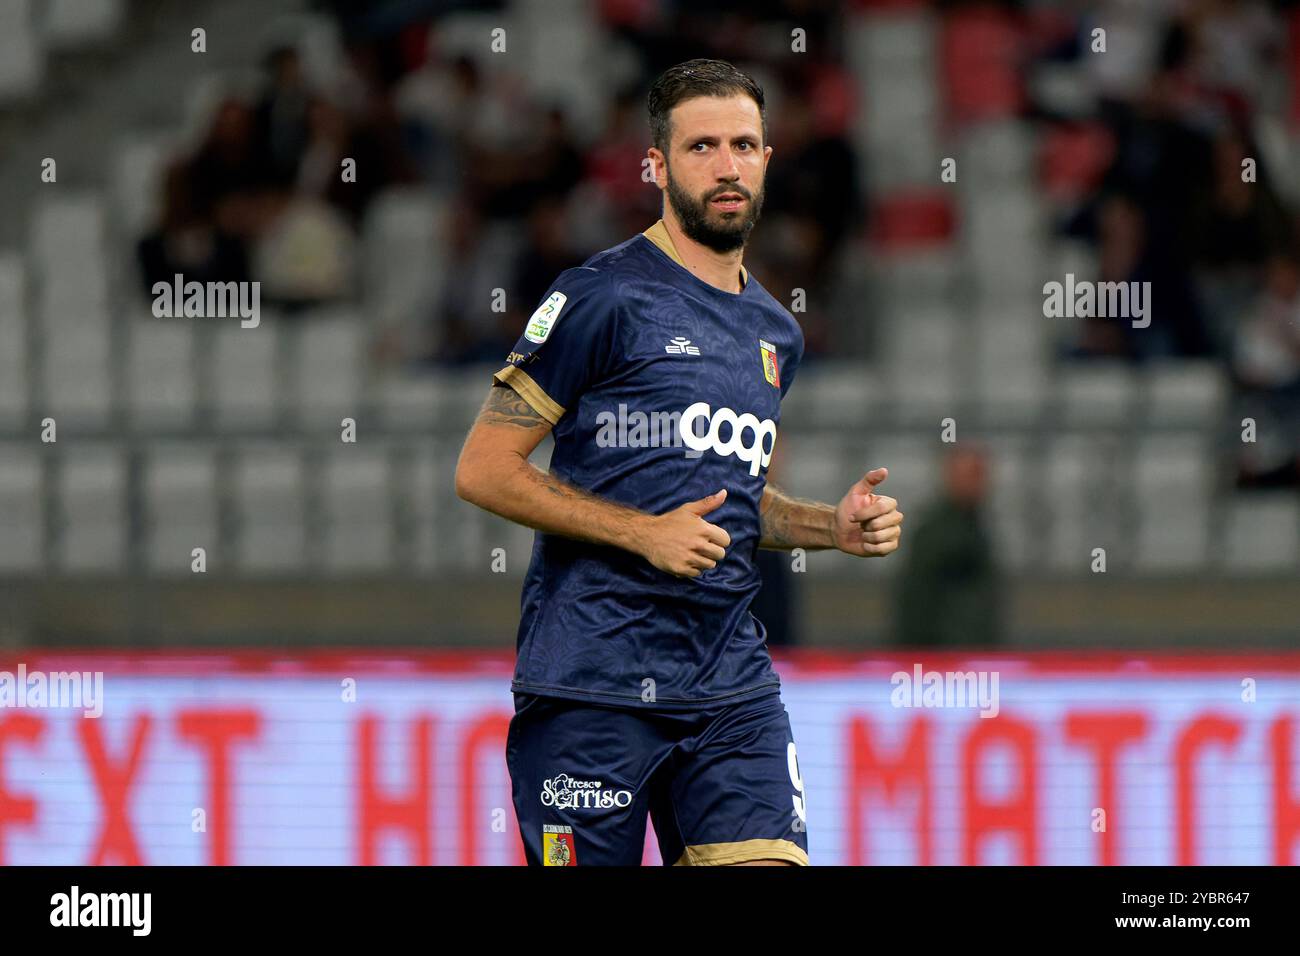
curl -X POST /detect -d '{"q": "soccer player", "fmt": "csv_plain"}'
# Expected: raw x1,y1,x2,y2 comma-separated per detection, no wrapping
455,58,904,866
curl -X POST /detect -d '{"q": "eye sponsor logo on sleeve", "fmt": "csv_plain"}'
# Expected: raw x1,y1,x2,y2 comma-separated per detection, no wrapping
543,824,577,866
759,339,780,388
524,291,568,344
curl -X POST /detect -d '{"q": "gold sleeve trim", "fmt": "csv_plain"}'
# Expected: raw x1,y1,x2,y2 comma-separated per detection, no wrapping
492,365,565,425
674,838,809,867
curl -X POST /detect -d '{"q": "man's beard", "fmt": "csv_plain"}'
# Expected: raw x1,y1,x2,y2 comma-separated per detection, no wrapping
665,167,764,253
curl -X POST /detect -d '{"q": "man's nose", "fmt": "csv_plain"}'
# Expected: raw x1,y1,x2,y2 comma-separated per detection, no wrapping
713,150,740,181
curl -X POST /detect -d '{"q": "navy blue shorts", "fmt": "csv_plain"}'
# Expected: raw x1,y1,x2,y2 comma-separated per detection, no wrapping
505,690,809,866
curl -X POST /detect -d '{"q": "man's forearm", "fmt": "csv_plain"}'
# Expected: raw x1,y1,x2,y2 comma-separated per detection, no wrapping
456,385,653,556
487,456,652,554
759,484,836,550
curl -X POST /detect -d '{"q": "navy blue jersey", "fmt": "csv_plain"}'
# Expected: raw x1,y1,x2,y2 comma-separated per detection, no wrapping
493,220,805,711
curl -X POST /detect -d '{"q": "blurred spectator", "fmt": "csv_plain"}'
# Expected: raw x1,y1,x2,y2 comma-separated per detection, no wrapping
512,196,585,312
254,45,316,189
427,199,527,364
1194,127,1295,353
331,77,420,223
185,97,276,239
253,197,356,308
1232,254,1300,487
137,162,251,294
895,446,1001,649
762,76,860,260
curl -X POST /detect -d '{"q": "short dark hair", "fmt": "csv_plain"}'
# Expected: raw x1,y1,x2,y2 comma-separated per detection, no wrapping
646,58,766,154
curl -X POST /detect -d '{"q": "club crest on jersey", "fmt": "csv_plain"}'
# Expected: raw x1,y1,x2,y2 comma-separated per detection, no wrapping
759,339,780,388
524,291,568,344
543,824,577,866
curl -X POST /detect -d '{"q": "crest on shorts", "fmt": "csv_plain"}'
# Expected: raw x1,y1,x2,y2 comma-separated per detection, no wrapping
543,824,577,866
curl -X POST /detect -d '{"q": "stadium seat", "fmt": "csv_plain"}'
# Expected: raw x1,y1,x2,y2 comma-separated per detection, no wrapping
1043,433,1125,572
984,434,1035,572
41,306,114,429
0,445,43,571
847,12,940,189
957,120,1035,189
1133,436,1213,571
54,445,127,571
376,374,442,431
883,308,959,422
0,257,29,428
864,433,939,518
40,0,124,49
126,316,196,430
1057,362,1139,426
32,195,107,267
941,6,1025,124
782,434,846,506
233,444,306,573
961,186,1044,300
868,191,955,251
112,136,172,237
972,313,1050,425
290,310,363,428
869,247,959,310
802,362,875,429
1222,493,1300,572
438,366,498,433
0,0,43,102
212,320,281,429
1038,122,1115,202
143,443,218,575
361,187,447,345
1141,360,1229,427
409,443,441,573
321,447,394,573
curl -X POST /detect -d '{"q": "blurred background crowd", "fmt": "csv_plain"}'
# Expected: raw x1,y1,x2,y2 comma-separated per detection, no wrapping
2,0,1299,651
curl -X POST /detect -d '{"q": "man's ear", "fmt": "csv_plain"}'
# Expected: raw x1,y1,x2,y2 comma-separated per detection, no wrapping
647,147,667,188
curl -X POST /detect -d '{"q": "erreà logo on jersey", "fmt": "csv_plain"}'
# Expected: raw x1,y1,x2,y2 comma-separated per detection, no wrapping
524,291,567,343
679,402,777,477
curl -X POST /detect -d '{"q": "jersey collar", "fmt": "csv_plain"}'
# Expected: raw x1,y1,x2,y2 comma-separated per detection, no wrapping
642,219,748,291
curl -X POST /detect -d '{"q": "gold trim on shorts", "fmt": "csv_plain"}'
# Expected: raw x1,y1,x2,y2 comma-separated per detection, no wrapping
674,838,809,867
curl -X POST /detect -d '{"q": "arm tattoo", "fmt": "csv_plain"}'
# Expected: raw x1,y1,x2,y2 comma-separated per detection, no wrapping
480,386,626,515
479,384,550,430
759,484,836,551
